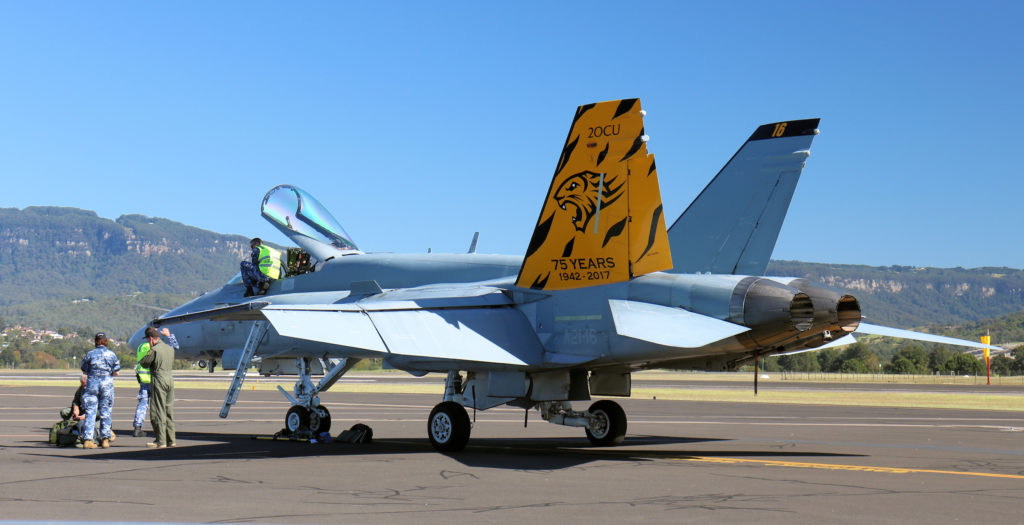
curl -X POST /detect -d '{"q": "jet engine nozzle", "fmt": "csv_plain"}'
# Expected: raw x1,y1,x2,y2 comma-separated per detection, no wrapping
729,277,814,348
837,294,861,333
776,279,862,335
758,278,864,350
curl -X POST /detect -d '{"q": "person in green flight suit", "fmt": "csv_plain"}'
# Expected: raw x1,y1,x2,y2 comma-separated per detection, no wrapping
139,326,179,448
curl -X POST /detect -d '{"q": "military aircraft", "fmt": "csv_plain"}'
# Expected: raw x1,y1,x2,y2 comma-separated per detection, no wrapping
131,98,1000,452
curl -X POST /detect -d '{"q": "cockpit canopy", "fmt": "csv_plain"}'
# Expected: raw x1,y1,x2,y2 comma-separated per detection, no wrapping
261,185,360,261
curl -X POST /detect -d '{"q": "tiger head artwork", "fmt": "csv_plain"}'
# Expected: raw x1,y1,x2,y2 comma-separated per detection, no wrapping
553,170,624,233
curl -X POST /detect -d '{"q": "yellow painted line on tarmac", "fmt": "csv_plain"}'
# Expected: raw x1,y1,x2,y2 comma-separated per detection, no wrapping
674,456,1024,480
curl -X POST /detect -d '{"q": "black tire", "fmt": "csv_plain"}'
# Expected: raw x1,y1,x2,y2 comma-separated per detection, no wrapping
585,400,627,446
285,405,309,433
427,401,471,452
309,406,332,434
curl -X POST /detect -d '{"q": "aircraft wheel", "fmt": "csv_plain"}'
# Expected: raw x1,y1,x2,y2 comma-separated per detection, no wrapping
585,400,627,446
309,406,332,434
428,401,470,452
285,405,309,433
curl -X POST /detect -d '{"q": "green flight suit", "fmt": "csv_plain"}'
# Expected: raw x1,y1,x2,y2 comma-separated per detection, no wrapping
140,339,175,446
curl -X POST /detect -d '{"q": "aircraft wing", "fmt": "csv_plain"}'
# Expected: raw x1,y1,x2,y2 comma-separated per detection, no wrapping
153,286,546,368
262,302,543,367
151,301,271,326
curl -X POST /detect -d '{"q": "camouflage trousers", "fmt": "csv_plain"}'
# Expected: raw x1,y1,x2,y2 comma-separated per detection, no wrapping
82,377,115,441
134,382,151,428
240,261,268,288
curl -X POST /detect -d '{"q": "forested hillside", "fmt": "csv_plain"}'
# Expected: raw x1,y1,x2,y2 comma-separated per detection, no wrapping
0,207,249,303
2,206,1024,342
766,260,1024,327
0,207,251,337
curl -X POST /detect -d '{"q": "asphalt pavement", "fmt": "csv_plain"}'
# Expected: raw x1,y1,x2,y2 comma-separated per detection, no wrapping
1,382,1023,524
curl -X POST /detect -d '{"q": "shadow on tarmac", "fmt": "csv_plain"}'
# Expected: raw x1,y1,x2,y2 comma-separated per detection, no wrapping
23,428,865,471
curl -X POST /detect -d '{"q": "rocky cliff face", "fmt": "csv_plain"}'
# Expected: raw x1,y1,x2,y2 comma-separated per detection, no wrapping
1,206,1022,330
767,261,1024,327
0,207,250,305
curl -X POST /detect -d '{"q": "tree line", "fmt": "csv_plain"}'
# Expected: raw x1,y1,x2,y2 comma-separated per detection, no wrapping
759,341,1023,376
3,323,1022,376
0,325,193,370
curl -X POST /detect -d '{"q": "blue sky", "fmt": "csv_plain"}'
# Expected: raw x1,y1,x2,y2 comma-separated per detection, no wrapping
1,2,1021,268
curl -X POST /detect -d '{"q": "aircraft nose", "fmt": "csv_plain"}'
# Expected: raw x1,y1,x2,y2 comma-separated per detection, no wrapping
128,325,147,350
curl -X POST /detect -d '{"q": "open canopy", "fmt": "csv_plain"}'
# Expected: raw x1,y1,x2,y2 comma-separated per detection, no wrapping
261,185,359,259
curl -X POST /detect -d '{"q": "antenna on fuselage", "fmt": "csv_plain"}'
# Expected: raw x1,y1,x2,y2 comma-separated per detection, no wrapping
468,232,479,254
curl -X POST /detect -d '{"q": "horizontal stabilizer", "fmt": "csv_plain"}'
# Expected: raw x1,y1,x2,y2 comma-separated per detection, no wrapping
776,334,857,356
608,299,749,348
855,323,1003,351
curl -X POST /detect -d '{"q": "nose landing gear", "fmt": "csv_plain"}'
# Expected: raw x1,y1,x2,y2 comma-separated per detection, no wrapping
279,357,356,435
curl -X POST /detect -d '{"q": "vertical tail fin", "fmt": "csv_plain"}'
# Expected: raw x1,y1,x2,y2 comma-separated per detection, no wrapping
515,99,672,290
666,119,820,275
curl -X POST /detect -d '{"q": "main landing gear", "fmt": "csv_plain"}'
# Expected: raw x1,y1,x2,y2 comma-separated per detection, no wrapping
426,371,628,452
427,401,471,452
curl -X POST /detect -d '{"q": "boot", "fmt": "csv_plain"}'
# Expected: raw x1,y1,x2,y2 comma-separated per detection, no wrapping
100,438,110,449
133,427,145,438
109,431,116,442
83,440,97,449
258,281,271,295
244,286,255,297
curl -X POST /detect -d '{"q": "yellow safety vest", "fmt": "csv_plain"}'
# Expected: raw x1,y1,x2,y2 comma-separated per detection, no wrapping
136,342,152,384
257,244,283,280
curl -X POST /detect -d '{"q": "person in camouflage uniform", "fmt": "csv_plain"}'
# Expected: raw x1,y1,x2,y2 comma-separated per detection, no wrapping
80,333,121,449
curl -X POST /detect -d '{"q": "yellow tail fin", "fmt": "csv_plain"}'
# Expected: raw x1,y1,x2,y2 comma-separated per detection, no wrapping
516,99,672,290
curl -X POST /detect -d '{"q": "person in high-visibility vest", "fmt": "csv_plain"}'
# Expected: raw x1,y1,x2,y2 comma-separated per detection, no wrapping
133,333,161,437
239,237,282,297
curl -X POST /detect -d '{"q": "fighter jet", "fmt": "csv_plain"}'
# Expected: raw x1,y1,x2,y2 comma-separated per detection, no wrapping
133,99,1000,452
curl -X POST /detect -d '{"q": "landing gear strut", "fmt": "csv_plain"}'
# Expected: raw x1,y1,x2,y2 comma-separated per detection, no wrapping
278,357,358,435
537,399,628,446
424,370,631,451
426,371,472,452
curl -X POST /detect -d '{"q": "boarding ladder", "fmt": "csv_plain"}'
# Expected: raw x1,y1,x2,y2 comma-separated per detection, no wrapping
220,321,269,418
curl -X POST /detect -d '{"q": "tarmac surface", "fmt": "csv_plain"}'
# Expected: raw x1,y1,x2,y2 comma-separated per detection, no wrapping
2,380,1024,524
